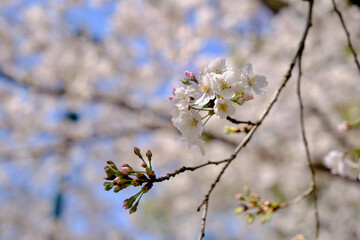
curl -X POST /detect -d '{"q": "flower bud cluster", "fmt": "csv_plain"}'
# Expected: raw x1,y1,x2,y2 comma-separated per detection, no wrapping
234,186,279,223
169,57,267,155
323,148,360,181
103,147,156,214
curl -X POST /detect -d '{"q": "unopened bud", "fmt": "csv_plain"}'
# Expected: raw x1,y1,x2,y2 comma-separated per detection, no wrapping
184,71,193,79
113,185,121,193
134,147,143,159
106,160,114,165
141,162,147,168
129,201,139,214
103,182,113,191
104,166,117,178
244,92,254,101
184,71,198,83
225,126,240,134
123,196,136,210
180,78,190,85
146,150,152,161
235,193,243,200
107,160,118,170
113,177,121,184
119,166,131,175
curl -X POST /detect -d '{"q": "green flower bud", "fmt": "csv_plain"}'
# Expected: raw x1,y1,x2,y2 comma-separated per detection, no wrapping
129,201,139,214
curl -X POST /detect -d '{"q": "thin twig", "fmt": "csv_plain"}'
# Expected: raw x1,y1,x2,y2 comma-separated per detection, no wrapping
296,28,320,239
196,1,315,239
279,185,314,209
331,0,360,75
226,116,257,125
152,160,228,182
198,199,208,240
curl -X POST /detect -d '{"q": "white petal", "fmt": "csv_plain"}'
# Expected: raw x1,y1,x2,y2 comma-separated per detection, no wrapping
254,74,268,88
252,85,263,95
246,63,253,77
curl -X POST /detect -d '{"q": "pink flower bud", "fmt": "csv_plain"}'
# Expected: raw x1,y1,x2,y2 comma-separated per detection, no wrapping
113,177,121,184
244,92,254,101
141,162,147,168
237,98,246,105
184,71,194,79
235,193,242,200
119,167,131,175
133,147,143,159
134,147,141,155
146,149,152,160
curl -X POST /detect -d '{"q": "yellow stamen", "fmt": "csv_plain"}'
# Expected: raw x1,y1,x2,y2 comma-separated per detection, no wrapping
247,76,256,86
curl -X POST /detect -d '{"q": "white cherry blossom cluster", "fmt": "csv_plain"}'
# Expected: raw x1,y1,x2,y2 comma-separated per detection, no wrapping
323,150,360,181
169,57,267,155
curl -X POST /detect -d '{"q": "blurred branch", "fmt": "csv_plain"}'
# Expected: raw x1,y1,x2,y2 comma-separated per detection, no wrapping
308,106,350,148
296,31,320,239
0,68,65,96
260,0,288,14
331,0,360,75
279,185,314,209
0,67,169,120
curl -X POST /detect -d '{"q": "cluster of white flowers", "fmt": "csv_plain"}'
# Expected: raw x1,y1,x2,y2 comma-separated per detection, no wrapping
323,150,360,181
169,57,267,155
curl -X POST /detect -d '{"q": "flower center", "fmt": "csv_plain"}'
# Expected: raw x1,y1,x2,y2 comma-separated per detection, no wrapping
220,79,228,89
219,103,227,112
202,85,209,93
247,76,256,86
189,118,198,128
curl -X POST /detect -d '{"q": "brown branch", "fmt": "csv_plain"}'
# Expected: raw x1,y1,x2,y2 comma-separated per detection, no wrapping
196,0,315,239
226,116,257,125
198,199,209,240
331,0,360,75
296,25,320,239
279,185,314,209
152,160,228,183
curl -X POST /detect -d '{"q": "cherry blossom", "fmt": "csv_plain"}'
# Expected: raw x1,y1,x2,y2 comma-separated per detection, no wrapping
214,98,236,119
241,63,268,95
172,109,203,141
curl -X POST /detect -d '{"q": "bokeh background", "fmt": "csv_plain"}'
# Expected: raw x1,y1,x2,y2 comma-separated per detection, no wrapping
0,0,360,239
